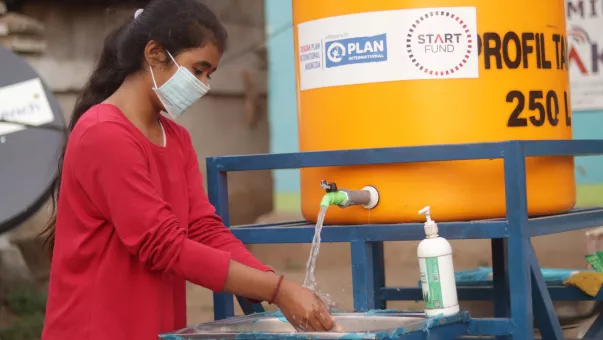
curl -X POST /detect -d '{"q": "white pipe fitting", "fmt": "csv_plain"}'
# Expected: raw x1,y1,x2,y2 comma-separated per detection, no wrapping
361,186,380,210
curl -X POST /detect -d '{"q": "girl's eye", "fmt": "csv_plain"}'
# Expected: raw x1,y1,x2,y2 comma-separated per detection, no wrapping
207,74,212,80
194,69,203,76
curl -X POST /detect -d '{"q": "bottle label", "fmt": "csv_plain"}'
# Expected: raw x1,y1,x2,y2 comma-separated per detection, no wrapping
419,254,458,310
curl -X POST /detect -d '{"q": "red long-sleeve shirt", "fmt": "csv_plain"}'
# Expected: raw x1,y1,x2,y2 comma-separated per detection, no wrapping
42,104,270,340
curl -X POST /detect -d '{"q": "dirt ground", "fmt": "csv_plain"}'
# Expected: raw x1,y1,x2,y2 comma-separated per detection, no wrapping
185,211,599,338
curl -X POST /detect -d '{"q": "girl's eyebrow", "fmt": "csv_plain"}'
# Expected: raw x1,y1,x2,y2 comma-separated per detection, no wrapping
195,60,217,72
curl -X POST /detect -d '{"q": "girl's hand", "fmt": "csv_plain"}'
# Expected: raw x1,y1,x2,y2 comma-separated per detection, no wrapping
220,262,342,331
274,279,336,332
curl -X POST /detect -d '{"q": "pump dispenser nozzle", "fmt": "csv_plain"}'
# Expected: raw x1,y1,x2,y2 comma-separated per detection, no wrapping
419,206,433,223
419,206,439,238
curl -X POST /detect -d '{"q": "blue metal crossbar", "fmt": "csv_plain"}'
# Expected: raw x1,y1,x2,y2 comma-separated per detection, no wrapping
206,140,603,340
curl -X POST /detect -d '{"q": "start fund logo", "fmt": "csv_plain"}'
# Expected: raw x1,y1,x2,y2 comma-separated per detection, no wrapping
325,33,388,68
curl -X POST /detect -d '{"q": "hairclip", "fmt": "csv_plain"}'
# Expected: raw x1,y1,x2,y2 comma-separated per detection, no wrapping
134,9,144,19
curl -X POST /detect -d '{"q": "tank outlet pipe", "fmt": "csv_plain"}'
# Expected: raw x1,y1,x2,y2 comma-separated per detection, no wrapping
319,180,379,209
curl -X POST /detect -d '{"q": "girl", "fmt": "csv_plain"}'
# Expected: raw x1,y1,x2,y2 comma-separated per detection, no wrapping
40,1,335,339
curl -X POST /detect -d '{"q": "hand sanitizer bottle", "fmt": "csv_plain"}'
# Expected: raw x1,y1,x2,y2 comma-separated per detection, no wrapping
418,206,459,317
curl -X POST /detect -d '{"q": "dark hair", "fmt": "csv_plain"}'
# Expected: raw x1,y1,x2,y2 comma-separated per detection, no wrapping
38,0,228,257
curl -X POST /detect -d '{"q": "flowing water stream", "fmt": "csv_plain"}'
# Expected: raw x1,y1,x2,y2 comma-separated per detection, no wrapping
303,205,327,290
302,205,336,308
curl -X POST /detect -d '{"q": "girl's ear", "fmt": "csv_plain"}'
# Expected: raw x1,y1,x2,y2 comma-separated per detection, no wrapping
144,40,168,67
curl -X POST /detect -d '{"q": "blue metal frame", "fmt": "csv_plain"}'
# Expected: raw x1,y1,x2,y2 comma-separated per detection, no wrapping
206,140,603,339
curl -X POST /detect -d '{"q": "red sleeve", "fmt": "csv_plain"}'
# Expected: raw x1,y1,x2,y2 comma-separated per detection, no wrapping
182,129,272,274
71,121,231,292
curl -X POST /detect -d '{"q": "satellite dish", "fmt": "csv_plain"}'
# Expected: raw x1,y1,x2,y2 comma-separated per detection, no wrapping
0,44,66,234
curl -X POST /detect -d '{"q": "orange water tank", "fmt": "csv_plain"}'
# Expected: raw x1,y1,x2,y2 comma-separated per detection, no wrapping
294,0,575,224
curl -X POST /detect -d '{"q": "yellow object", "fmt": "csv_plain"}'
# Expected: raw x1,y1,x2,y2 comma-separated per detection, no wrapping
564,272,603,297
294,0,575,224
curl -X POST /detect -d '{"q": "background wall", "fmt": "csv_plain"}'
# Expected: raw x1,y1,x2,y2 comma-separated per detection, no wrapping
265,0,300,212
575,111,603,206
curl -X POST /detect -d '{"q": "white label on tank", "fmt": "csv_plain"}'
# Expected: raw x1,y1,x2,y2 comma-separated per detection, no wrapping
297,7,479,91
0,78,54,136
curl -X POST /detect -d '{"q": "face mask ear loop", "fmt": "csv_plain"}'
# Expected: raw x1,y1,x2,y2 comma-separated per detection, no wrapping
149,50,178,89
149,65,159,89
166,50,180,68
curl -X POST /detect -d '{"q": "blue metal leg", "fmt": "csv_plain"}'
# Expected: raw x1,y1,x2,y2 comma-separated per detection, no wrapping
236,296,265,315
213,293,234,320
372,241,386,310
206,159,254,320
491,238,509,316
492,238,511,340
583,310,603,339
528,242,563,340
503,142,533,340
351,240,385,311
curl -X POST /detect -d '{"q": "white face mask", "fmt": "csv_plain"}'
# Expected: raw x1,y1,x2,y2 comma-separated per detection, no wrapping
149,51,210,119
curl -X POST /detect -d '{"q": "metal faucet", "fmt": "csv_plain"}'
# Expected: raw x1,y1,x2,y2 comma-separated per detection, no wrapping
319,180,380,209
320,180,338,193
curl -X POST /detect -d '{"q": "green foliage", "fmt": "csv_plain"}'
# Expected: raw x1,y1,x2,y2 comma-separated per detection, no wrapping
0,313,44,340
3,286,46,316
0,285,47,340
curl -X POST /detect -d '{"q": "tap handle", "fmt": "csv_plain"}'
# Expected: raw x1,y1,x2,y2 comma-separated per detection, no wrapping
320,180,338,193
